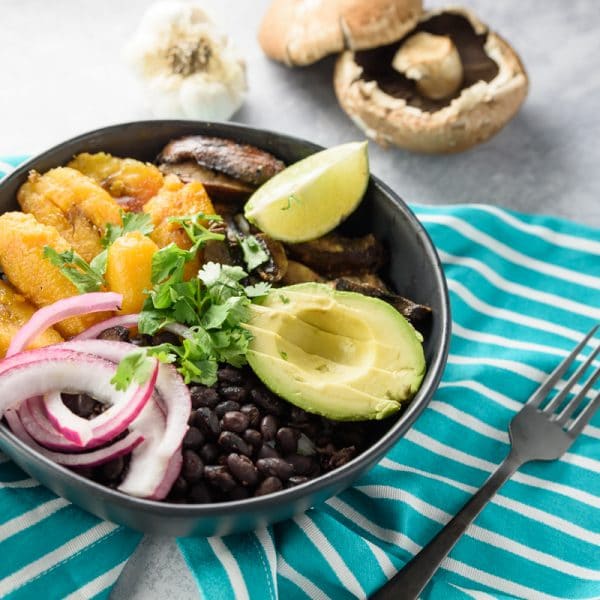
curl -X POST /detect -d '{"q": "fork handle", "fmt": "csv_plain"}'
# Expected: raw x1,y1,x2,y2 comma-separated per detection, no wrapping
372,450,525,600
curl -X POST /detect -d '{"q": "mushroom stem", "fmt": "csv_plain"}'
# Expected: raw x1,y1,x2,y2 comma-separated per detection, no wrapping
392,32,463,100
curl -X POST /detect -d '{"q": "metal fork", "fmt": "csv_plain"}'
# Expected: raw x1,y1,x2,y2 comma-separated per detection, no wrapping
373,325,600,600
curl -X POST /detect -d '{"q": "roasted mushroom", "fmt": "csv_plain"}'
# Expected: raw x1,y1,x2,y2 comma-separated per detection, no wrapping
158,136,285,186
334,7,528,153
281,260,324,285
258,0,422,66
285,233,385,278
332,277,431,330
159,161,255,203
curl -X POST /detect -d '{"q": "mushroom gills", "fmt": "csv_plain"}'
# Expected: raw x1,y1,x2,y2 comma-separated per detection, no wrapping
354,12,499,112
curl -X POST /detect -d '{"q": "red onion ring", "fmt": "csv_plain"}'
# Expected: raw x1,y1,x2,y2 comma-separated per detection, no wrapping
5,410,144,467
7,292,122,357
73,313,140,341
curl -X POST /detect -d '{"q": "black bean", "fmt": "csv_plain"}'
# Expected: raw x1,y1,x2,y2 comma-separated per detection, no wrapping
327,446,356,469
254,476,282,496
215,400,241,419
243,429,262,447
217,366,244,385
289,406,309,423
276,427,299,455
285,453,314,476
260,415,278,442
219,385,248,403
227,454,259,486
204,466,237,492
256,457,294,480
218,431,252,456
240,404,260,429
195,407,221,438
257,444,280,459
99,456,124,481
182,450,204,482
62,393,96,419
190,386,219,409
287,475,309,486
152,331,181,346
221,411,249,433
97,326,130,342
130,334,152,346
228,486,250,501
199,443,220,464
182,427,205,449
189,482,212,503
250,388,286,416
171,476,189,496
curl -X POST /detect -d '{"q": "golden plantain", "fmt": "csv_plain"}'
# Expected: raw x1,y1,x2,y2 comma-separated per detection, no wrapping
18,167,122,261
68,152,164,212
0,280,63,357
0,212,111,338
143,176,216,278
106,231,158,314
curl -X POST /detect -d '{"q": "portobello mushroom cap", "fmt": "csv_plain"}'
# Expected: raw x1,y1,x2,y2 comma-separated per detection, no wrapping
334,7,528,153
258,0,423,66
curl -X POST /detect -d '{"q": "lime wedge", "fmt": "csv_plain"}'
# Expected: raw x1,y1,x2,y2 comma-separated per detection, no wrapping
244,141,369,243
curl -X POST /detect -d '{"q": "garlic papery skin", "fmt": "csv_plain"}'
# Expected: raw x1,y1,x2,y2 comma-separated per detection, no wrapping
125,1,247,121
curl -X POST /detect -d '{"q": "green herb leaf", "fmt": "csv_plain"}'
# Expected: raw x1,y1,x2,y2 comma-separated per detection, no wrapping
102,211,154,248
43,247,105,293
110,349,155,391
245,282,272,298
239,235,269,271
169,212,224,253
151,244,190,285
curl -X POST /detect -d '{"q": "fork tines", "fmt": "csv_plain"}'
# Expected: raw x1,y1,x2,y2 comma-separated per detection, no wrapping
527,325,600,435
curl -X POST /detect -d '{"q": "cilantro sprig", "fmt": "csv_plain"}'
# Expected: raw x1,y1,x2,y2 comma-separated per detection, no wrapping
44,211,155,290
43,247,105,293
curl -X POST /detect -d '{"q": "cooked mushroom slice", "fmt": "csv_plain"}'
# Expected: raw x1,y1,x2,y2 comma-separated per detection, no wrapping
334,7,528,153
225,217,288,283
281,260,324,285
333,277,432,329
159,161,255,203
158,136,285,186
254,234,288,283
285,233,385,278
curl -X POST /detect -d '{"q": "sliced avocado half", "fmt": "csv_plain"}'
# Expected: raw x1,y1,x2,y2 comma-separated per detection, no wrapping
245,283,426,420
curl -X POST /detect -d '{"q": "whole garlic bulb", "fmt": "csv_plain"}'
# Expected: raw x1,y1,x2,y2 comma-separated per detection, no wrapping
125,2,247,121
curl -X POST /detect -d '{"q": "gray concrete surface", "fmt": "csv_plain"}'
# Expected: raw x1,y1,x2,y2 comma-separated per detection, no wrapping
1,1,599,598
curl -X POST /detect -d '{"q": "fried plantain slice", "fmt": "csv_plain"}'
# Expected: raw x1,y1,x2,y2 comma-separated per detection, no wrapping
18,167,122,261
0,279,63,357
143,176,217,278
0,212,110,337
68,152,164,212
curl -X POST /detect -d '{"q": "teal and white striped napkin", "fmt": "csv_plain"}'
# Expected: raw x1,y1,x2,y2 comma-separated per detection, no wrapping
1,156,599,599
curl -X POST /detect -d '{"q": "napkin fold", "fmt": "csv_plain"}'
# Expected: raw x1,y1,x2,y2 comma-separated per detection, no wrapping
1,157,599,599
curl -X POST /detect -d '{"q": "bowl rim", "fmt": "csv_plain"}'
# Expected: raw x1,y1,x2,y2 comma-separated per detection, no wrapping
0,120,451,518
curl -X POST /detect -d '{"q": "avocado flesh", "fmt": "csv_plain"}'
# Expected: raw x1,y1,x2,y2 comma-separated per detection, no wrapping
246,283,426,421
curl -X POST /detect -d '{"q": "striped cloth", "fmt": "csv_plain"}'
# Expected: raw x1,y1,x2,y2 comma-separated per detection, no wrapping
1,157,599,599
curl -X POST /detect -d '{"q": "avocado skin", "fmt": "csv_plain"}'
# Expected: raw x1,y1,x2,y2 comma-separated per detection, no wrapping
246,283,426,421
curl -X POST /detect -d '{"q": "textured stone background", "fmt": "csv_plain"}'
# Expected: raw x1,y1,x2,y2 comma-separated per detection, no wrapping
1,1,598,597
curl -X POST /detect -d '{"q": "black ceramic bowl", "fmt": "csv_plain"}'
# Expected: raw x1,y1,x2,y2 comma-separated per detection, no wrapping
0,121,450,536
